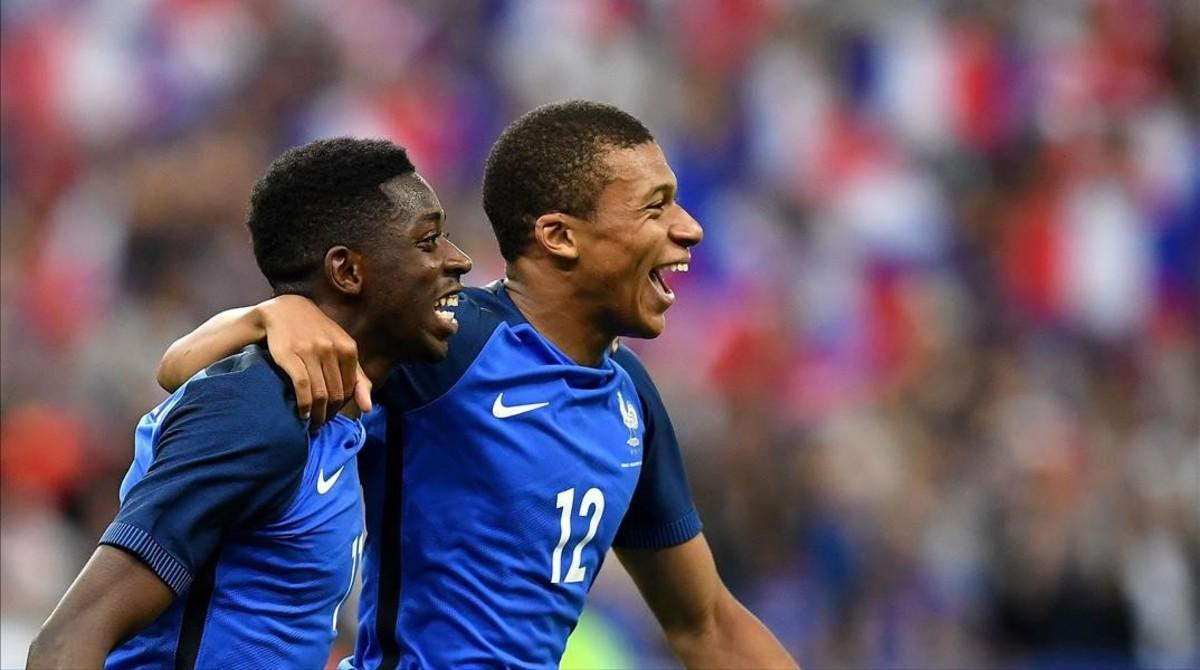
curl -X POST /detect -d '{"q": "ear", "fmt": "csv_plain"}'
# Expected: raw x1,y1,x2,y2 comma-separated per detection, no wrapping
324,246,364,297
532,212,579,261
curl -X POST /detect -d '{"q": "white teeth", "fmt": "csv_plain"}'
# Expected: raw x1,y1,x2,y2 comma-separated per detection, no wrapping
661,263,689,273
434,294,459,326
434,294,460,309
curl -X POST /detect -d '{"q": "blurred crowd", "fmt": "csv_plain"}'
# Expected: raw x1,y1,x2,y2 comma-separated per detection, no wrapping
2,0,1197,667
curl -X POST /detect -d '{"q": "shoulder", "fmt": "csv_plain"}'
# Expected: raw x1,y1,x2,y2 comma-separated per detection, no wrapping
192,344,293,398
161,346,307,464
611,343,683,457
446,284,516,347
381,282,521,411
177,346,298,422
448,283,527,351
612,343,651,384
612,343,667,411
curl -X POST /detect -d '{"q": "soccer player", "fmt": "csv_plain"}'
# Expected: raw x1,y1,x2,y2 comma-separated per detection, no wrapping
27,138,471,669
158,102,798,668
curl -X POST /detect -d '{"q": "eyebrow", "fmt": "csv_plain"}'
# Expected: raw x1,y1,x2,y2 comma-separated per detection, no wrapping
405,209,445,238
417,209,446,225
644,183,676,203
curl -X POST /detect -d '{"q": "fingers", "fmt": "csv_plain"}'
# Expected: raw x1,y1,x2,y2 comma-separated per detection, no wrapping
320,352,345,418
353,364,373,414
302,352,329,429
275,353,313,423
336,339,358,412
257,296,360,427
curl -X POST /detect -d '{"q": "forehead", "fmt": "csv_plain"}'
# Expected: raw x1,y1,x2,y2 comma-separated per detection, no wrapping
378,172,442,227
597,142,676,201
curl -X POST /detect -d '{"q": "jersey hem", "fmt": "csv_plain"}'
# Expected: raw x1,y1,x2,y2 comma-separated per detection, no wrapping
99,521,193,595
612,507,703,550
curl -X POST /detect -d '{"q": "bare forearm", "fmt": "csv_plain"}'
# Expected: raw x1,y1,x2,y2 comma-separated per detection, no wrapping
29,546,175,669
617,537,798,669
157,306,263,391
27,625,110,670
667,591,798,670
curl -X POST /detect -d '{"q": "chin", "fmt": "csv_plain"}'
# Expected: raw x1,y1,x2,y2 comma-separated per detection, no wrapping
418,337,451,362
396,332,450,363
625,315,666,340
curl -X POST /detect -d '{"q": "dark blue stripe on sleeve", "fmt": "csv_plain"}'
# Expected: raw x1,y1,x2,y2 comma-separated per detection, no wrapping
612,508,702,550
100,521,193,595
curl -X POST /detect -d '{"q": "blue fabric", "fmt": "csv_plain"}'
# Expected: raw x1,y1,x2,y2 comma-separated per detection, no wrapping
352,282,702,669
610,344,703,549
98,523,192,595
101,346,367,670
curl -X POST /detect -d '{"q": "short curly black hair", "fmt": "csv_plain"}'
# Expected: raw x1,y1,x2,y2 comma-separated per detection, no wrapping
247,137,415,294
482,100,654,262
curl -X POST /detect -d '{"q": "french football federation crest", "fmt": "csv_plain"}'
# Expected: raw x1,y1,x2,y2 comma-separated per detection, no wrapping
617,391,640,448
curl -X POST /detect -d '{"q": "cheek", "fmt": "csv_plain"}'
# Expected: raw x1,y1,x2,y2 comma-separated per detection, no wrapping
598,241,645,275
397,263,435,297
374,268,423,312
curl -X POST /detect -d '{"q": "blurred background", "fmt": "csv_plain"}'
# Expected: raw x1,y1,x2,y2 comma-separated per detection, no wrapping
2,0,1197,668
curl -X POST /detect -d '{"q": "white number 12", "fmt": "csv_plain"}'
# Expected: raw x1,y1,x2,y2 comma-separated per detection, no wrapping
551,487,605,584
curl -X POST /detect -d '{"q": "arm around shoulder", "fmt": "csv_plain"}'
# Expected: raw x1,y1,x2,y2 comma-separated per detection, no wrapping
157,305,265,391
616,534,799,669
156,295,366,425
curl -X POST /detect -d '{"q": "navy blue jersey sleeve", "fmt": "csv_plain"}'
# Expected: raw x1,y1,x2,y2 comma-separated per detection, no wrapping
99,359,308,595
611,345,703,549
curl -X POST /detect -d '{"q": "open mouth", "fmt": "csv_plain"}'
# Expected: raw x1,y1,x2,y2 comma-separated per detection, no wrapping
649,262,689,301
434,291,461,329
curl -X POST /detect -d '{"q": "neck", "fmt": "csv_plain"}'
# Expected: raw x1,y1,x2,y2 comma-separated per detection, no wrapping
504,260,613,366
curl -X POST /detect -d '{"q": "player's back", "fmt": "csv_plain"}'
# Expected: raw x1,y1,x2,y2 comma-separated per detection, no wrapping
102,346,365,670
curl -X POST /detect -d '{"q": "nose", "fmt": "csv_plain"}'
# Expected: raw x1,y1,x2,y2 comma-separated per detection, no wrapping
443,239,472,277
669,205,704,249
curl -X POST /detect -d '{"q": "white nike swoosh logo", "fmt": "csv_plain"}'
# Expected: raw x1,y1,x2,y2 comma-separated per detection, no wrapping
491,393,550,419
316,466,344,495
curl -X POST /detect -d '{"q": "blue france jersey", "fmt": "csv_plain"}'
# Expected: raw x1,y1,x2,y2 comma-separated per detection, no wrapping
101,346,366,670
351,282,702,669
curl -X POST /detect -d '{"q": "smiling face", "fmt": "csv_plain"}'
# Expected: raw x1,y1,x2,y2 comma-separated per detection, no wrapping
571,142,703,339
367,173,472,361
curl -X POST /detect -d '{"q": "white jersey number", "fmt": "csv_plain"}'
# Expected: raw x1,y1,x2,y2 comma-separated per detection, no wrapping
551,487,606,584
332,532,365,633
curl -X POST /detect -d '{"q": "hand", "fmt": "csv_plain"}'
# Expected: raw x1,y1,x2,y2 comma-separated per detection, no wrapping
256,295,372,427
